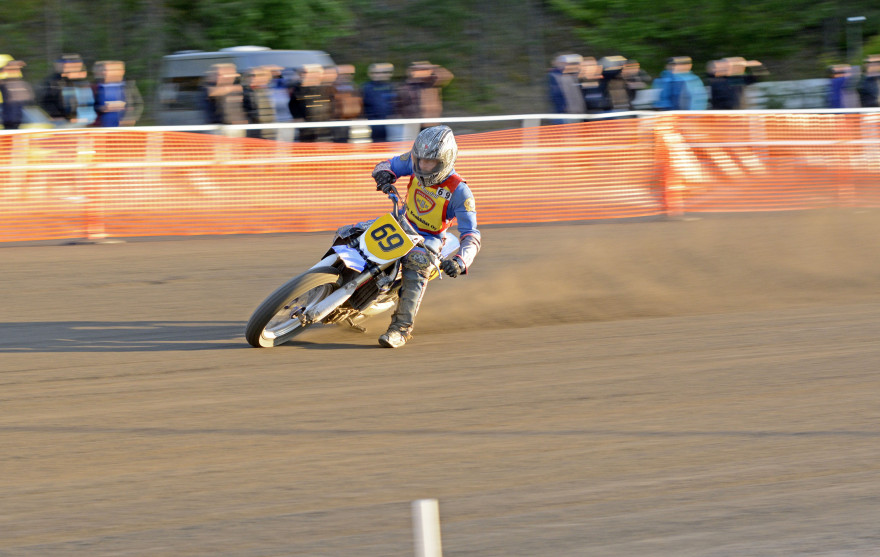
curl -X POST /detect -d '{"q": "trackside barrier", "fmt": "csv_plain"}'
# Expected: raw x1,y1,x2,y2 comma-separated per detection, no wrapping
1,110,879,243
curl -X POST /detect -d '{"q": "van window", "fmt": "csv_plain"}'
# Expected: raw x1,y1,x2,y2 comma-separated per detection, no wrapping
157,48,335,125
159,77,209,112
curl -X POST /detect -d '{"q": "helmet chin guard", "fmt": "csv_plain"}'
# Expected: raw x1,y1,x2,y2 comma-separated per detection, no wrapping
411,125,457,186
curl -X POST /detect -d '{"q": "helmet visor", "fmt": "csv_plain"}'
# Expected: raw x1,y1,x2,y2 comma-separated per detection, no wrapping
414,157,441,175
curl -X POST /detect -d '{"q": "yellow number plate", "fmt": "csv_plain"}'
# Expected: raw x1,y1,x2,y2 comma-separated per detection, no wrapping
360,213,416,263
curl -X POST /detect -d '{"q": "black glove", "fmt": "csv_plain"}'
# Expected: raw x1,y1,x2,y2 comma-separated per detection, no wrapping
374,170,396,193
440,257,464,278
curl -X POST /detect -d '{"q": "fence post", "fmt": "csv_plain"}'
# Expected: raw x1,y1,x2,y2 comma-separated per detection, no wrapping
412,499,443,557
70,132,122,244
77,134,106,241
654,116,691,219
8,132,28,195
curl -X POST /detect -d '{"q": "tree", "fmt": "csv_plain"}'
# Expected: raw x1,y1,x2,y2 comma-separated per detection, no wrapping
546,0,852,75
164,0,356,52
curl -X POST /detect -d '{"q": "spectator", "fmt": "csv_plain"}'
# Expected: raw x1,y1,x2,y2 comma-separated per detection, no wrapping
92,61,128,127
397,61,454,128
202,63,247,127
857,55,880,108
320,65,339,94
578,57,605,114
622,59,651,107
828,64,855,108
0,54,12,77
38,53,83,124
270,66,295,141
707,59,738,109
361,62,398,141
121,79,143,126
547,53,585,123
709,57,767,110
653,56,708,110
242,66,277,140
598,55,631,112
68,60,97,126
329,64,363,143
288,64,331,142
0,59,35,129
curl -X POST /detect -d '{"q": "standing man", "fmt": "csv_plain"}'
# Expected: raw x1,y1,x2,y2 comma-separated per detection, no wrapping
857,55,880,107
362,62,398,142
242,66,277,139
547,54,586,123
38,54,82,124
93,61,127,127
0,59,34,129
654,56,708,111
397,61,454,129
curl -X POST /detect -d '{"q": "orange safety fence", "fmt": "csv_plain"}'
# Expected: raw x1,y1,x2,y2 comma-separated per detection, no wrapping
1,112,879,243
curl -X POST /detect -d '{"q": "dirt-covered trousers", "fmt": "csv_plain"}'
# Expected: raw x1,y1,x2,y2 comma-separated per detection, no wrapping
390,239,441,332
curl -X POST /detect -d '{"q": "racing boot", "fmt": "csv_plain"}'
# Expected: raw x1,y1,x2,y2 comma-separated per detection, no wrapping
378,325,412,348
378,250,431,348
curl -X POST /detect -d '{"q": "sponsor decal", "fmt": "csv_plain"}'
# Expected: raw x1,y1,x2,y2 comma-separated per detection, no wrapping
409,212,434,229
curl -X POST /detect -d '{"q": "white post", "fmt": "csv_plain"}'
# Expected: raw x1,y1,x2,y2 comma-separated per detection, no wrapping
847,16,866,65
412,498,443,557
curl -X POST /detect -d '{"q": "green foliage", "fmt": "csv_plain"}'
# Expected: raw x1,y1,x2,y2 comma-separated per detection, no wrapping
547,0,848,74
164,0,355,52
3,0,880,120
864,34,880,59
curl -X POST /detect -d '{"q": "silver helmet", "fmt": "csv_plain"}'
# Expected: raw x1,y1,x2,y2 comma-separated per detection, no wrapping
411,125,458,187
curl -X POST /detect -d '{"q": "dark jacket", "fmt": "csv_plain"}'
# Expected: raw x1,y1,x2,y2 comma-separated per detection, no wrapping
857,75,880,107
288,83,331,122
242,84,276,139
600,68,632,111
362,80,397,120
39,73,77,120
1,77,35,128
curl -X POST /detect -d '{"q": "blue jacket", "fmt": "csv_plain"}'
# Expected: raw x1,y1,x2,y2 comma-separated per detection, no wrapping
94,81,126,127
829,75,849,108
654,70,708,110
548,68,569,114
361,80,397,120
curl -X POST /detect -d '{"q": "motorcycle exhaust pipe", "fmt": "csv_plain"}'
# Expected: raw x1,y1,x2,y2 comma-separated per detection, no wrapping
301,263,391,325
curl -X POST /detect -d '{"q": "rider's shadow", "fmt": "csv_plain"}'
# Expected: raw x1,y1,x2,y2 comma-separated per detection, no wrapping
0,321,245,353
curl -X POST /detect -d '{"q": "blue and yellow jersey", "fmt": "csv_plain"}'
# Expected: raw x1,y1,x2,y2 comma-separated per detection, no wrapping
385,152,481,269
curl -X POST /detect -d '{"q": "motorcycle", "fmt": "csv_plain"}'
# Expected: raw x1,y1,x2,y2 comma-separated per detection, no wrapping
245,190,459,347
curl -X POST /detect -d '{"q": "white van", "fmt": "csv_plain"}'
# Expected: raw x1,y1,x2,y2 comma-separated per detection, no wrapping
157,46,335,125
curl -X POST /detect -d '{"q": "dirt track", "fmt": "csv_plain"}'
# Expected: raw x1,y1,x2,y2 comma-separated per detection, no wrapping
3,210,880,556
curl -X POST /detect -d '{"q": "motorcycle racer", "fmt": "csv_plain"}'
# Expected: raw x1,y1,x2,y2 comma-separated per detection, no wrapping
371,125,481,348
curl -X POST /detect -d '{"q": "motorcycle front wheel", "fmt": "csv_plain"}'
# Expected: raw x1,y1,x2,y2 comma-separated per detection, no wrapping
245,267,341,347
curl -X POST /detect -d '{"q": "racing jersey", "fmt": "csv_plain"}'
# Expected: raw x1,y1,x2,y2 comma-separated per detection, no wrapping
381,152,481,270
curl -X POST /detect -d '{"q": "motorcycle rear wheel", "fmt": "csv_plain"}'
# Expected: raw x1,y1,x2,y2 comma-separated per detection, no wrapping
245,267,341,347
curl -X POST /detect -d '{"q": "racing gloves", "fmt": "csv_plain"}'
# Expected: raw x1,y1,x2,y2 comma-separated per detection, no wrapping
440,256,465,278
373,170,397,194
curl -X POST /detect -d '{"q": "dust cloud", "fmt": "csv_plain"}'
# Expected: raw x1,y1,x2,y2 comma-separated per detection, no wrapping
418,210,880,334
